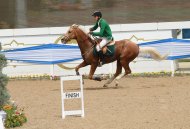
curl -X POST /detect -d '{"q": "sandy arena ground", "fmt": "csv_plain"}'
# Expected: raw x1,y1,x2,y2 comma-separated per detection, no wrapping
7,76,190,129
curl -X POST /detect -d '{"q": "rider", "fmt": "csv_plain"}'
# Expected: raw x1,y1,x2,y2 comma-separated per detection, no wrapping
89,11,113,66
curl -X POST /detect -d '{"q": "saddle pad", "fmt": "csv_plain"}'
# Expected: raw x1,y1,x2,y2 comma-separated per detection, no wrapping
93,44,115,57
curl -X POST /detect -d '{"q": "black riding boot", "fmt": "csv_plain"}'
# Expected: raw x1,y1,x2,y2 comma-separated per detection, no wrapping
98,51,104,67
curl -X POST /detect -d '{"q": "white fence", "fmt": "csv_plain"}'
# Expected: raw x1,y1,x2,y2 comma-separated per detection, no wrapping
1,21,190,77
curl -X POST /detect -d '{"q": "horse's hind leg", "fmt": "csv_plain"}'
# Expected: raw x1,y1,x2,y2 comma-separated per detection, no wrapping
115,73,126,86
120,59,132,74
115,61,131,86
104,60,122,87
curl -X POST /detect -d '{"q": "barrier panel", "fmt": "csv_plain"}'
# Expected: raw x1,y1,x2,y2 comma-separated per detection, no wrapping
60,75,84,119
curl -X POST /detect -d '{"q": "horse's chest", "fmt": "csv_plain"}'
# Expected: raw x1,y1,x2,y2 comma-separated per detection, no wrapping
83,55,95,64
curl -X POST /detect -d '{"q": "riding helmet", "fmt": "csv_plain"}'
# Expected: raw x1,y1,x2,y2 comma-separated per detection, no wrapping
92,11,102,18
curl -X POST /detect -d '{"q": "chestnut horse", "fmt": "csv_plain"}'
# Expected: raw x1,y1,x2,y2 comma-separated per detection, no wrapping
61,24,167,87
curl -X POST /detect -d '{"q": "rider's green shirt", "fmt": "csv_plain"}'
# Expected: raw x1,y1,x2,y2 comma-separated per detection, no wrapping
91,18,113,40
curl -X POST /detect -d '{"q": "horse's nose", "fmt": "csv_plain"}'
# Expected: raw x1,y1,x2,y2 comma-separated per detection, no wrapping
61,37,66,44
61,38,64,43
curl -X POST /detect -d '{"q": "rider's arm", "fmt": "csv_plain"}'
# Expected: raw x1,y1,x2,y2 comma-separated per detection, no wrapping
92,20,106,37
90,22,98,31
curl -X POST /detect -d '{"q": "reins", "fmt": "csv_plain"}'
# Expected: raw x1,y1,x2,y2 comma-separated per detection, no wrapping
73,28,97,56
81,43,96,56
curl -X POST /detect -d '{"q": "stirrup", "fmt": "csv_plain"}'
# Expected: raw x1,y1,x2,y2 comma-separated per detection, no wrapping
98,61,103,67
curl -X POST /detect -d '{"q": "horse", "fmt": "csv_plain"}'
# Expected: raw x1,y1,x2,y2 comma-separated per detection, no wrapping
61,24,167,87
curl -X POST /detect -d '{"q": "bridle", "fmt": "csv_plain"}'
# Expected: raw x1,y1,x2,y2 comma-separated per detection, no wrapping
63,35,70,42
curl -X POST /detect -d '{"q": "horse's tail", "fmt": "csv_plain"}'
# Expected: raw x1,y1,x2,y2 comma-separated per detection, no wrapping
139,47,168,60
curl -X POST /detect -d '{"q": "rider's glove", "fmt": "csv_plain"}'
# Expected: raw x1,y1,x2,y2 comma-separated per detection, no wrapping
89,28,93,31
88,31,93,35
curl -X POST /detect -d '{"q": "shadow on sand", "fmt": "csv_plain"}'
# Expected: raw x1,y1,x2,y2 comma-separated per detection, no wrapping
69,86,124,91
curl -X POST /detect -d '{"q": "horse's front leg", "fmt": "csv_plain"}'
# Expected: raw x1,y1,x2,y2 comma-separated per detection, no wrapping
75,61,87,75
88,64,101,81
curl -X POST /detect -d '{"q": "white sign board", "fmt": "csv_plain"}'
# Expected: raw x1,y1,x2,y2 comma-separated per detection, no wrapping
60,75,84,119
64,92,81,99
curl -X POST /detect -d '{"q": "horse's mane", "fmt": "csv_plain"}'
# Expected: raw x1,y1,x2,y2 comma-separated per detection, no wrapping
72,24,95,44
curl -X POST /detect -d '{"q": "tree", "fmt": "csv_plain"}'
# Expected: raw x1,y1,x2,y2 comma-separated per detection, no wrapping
0,43,10,108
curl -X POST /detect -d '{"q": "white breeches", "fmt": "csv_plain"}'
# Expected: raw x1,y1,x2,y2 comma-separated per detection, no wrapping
96,38,112,51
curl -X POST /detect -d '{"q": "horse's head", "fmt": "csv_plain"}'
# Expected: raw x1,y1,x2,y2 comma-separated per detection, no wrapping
61,24,81,44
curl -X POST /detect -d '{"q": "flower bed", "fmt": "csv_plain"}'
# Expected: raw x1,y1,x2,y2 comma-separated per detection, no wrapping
1,104,27,128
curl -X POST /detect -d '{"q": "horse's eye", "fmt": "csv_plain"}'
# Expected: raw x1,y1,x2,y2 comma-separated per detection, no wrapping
68,31,71,33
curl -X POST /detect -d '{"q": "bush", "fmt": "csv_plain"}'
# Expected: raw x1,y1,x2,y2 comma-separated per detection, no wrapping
0,44,27,128
0,50,10,108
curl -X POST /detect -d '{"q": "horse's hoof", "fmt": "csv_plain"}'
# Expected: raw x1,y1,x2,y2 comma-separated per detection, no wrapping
94,76,102,81
115,80,119,87
103,84,108,88
76,72,80,75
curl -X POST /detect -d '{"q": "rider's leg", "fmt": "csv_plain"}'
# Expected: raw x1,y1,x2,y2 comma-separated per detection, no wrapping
96,38,108,51
96,38,110,66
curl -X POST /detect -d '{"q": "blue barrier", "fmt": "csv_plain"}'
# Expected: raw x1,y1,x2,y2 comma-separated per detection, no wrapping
139,38,190,60
1,38,190,64
2,44,82,64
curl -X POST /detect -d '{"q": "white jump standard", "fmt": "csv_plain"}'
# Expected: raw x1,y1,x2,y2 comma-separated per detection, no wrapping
60,75,84,119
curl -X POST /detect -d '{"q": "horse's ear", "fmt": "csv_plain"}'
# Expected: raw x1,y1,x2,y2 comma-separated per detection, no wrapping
72,24,79,28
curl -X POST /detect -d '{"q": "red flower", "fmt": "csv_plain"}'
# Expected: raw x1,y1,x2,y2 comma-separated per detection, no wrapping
15,111,20,115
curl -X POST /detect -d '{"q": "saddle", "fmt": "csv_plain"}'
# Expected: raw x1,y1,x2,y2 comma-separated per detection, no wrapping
95,38,115,54
93,38,115,66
